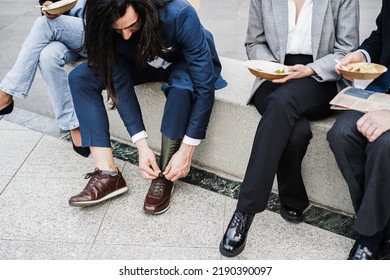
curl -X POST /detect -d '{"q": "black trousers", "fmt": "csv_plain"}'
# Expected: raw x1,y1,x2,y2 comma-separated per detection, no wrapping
328,110,390,236
237,55,337,214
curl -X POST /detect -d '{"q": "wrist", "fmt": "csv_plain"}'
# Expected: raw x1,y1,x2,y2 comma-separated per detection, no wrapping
305,66,315,76
180,142,196,156
135,138,148,150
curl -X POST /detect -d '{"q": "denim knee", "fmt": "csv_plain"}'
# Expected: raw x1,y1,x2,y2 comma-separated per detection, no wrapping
33,16,49,30
39,42,67,72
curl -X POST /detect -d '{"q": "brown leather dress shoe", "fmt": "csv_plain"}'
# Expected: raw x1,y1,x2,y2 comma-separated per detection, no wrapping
143,176,174,215
69,168,128,207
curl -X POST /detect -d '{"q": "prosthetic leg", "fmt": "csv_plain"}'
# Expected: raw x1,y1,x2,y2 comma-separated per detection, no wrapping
143,134,182,215
159,134,182,174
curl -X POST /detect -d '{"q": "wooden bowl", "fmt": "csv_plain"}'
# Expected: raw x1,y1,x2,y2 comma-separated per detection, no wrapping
243,60,291,80
337,62,387,80
42,0,78,15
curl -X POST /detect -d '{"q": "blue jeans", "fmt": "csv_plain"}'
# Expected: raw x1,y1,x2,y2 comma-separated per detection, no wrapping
0,15,85,130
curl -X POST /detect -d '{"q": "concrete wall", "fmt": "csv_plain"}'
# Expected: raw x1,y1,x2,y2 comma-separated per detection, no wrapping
106,57,354,215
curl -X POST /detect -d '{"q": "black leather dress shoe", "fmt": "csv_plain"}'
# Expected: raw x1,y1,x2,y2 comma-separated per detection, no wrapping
348,242,376,260
280,203,304,223
379,240,390,260
219,209,255,258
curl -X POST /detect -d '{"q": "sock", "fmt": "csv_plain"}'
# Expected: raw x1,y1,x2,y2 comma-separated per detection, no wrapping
101,170,117,176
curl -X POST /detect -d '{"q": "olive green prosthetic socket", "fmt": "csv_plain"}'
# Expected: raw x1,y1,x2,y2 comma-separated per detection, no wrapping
159,134,182,173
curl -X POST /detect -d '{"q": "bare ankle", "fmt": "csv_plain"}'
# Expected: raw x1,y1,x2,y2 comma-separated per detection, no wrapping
0,90,12,104
70,128,82,147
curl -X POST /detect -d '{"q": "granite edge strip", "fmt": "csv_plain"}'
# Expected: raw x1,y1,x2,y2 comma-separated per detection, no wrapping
108,138,357,240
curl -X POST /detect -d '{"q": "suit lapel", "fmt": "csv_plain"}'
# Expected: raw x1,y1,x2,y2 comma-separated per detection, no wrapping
311,0,328,58
271,0,288,63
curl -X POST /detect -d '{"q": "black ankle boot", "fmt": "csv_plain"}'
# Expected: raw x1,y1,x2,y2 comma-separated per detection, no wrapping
219,209,255,257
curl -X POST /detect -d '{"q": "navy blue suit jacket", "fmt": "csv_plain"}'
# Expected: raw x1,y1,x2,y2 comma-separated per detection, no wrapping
157,0,227,139
360,0,390,67
115,0,227,140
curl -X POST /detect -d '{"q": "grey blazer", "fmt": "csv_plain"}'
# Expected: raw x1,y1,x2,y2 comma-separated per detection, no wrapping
244,0,360,104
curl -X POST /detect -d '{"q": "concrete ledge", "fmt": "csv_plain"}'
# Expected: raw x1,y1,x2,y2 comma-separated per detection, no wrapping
105,57,354,215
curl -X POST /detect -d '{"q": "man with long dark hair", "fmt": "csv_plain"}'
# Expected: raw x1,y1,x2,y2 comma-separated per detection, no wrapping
67,0,226,214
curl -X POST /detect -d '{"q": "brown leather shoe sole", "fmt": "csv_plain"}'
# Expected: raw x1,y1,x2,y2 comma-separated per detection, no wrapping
69,186,129,207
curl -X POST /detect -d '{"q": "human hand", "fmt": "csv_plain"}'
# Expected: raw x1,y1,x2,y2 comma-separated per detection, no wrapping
272,64,314,83
41,1,62,19
335,51,367,77
163,143,195,182
136,139,161,179
356,110,390,142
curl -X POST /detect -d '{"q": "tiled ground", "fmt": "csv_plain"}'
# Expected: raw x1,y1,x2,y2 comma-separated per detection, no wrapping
0,120,353,260
0,0,383,262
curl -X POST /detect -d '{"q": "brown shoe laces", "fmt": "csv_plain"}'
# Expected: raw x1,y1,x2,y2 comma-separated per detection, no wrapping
149,177,166,196
84,168,102,179
80,169,103,192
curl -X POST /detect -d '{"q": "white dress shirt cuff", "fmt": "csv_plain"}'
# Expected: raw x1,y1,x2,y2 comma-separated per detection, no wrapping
358,49,371,63
132,130,148,144
183,135,201,146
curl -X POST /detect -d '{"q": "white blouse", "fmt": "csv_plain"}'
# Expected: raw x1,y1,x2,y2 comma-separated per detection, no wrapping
286,0,313,55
